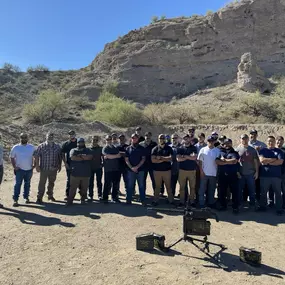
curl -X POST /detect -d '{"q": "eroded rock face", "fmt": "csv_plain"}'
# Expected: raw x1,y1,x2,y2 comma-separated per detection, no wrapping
85,0,285,103
237,52,272,93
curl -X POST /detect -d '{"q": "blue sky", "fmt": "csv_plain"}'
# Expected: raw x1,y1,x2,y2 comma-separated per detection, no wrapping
0,0,228,71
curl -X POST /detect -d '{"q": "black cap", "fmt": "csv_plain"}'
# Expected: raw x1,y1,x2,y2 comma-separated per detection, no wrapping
131,133,139,138
118,134,125,138
183,134,190,139
68,130,75,135
77,138,85,143
111,133,117,137
136,126,141,131
224,138,232,144
250,129,258,135
240,134,249,139
207,136,215,142
219,135,227,141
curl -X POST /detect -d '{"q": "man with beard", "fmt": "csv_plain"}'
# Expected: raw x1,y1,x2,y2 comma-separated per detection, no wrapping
117,134,129,196
34,132,62,204
216,139,240,213
61,130,77,200
125,134,146,205
102,135,122,203
135,127,145,143
195,133,207,153
151,134,174,206
111,133,120,147
276,136,285,209
67,138,93,206
236,134,259,208
88,135,103,201
188,127,198,145
140,132,157,193
10,133,36,207
211,132,220,147
177,134,198,206
198,136,221,209
258,136,284,215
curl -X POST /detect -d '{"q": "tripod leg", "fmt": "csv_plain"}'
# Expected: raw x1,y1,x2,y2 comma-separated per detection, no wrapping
166,237,184,250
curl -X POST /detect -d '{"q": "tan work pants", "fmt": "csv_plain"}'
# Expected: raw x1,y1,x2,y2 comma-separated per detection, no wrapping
178,169,196,204
68,176,89,204
37,170,58,200
153,170,174,203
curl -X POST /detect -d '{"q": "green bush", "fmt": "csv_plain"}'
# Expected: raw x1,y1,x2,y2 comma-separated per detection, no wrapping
161,15,166,20
83,91,145,127
102,80,118,94
2,62,21,72
23,90,66,123
27,64,49,73
151,16,159,24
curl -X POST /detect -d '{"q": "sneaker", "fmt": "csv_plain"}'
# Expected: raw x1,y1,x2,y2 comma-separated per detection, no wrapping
13,201,19,207
48,196,56,202
36,199,43,205
25,199,30,204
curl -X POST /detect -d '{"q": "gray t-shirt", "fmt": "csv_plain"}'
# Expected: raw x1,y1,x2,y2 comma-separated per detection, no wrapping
235,145,258,175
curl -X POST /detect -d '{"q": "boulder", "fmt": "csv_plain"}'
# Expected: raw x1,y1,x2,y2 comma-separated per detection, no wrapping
237,52,272,93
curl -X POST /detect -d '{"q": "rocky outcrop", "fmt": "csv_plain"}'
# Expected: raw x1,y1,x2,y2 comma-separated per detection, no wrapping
237,52,272,93
84,0,285,103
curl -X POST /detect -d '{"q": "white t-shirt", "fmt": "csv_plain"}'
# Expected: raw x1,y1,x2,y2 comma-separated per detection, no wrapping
10,144,36,171
198,146,221,177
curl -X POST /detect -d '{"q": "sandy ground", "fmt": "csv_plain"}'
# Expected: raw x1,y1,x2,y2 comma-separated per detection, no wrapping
0,169,285,285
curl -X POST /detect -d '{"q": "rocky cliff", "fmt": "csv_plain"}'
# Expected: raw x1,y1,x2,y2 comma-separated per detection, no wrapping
80,0,285,103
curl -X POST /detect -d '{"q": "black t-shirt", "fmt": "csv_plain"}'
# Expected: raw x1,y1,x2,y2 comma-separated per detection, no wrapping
177,145,197,171
61,139,78,165
151,145,173,171
117,143,129,170
125,144,146,172
140,141,157,169
217,148,240,175
89,146,103,171
69,147,92,177
102,145,120,172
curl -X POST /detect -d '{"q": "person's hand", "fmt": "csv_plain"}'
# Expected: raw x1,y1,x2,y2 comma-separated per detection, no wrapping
131,167,138,173
36,166,40,173
220,156,226,162
254,172,258,180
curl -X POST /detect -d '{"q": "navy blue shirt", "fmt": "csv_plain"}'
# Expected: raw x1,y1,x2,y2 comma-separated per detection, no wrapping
151,145,173,171
125,144,146,172
177,145,197,171
259,147,284,178
102,145,120,172
217,148,240,175
139,141,157,170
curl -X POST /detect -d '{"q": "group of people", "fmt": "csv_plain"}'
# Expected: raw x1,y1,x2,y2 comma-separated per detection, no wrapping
0,127,285,215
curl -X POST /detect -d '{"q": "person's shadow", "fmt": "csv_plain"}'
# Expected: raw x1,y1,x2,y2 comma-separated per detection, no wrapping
0,207,75,227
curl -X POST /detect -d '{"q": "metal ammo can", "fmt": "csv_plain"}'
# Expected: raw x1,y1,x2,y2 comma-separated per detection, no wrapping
239,247,262,266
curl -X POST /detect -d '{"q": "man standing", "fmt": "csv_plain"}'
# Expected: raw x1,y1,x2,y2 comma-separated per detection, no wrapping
277,136,285,209
88,135,103,201
195,133,207,153
10,133,36,207
34,132,62,204
188,127,198,145
198,136,221,208
258,136,284,215
236,134,259,207
111,133,119,147
102,135,122,203
0,133,3,208
125,134,146,205
61,130,77,200
140,132,157,193
117,134,129,196
151,134,174,206
177,134,197,206
67,138,93,206
135,127,145,143
169,134,181,196
216,139,240,213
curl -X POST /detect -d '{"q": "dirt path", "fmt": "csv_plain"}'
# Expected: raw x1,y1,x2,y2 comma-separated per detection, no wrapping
0,171,285,285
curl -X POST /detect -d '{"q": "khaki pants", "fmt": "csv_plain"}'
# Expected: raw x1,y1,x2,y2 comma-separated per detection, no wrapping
153,170,174,203
68,176,89,204
37,169,58,200
178,169,196,204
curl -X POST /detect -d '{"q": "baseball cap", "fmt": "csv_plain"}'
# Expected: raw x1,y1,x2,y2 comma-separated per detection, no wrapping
211,131,218,136
118,134,125,138
105,135,112,140
224,138,232,144
219,135,227,141
250,129,258,135
207,136,215,142
68,130,75,135
241,134,249,139
136,126,142,131
158,134,165,139
111,133,117,137
77,138,85,143
131,133,139,139
183,134,190,139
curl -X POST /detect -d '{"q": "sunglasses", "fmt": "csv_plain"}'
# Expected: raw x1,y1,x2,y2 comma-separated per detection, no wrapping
159,137,165,140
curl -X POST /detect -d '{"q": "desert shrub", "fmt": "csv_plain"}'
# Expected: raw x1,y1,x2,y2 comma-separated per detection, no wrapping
83,91,145,127
23,90,66,123
102,80,118,94
160,15,166,20
2,62,21,72
151,16,159,24
206,10,213,16
274,76,285,97
27,64,49,73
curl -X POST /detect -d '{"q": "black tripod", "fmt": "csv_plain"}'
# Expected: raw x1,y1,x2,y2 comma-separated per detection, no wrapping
166,233,227,269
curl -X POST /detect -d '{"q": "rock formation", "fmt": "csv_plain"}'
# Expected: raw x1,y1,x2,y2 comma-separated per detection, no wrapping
237,52,272,93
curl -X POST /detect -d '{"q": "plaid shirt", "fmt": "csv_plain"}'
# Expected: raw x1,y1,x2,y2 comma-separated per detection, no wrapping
35,142,62,170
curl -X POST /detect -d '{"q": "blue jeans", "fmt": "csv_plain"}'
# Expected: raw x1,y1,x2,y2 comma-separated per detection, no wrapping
13,169,33,201
239,174,256,205
199,176,217,207
127,171,145,203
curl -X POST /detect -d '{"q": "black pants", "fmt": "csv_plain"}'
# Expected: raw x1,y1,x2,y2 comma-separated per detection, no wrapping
103,171,120,200
88,168,103,198
119,168,128,192
144,168,156,192
65,168,71,198
218,173,239,209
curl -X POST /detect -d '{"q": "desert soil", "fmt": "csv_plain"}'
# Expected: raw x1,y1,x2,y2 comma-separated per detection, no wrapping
0,170,285,285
